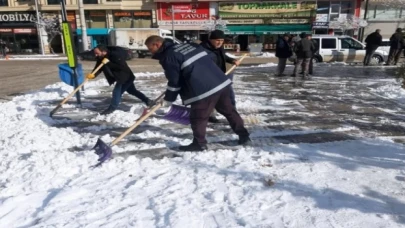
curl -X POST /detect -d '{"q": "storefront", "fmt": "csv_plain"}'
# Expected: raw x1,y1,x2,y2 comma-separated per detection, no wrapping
156,2,211,42
218,1,316,51
0,12,39,54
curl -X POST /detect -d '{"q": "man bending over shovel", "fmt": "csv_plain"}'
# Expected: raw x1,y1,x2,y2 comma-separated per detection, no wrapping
145,36,251,151
86,45,156,115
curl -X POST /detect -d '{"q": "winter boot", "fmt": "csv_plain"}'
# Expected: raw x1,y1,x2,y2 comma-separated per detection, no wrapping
238,135,252,146
146,99,156,108
179,141,208,152
208,116,220,123
100,107,115,115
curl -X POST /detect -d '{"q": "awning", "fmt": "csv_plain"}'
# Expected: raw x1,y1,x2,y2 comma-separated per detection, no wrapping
224,24,312,35
76,28,110,35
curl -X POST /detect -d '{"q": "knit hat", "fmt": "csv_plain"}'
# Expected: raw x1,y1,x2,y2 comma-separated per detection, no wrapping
209,30,225,39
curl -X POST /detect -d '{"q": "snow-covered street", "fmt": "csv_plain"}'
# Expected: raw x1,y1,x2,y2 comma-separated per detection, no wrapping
1,63,405,227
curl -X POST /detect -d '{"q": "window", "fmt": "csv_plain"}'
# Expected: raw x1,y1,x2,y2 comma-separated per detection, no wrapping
47,0,60,5
340,38,363,49
381,41,390,47
316,1,330,14
85,11,106,28
340,1,354,14
0,0,8,6
367,4,404,20
83,0,98,3
321,38,336,49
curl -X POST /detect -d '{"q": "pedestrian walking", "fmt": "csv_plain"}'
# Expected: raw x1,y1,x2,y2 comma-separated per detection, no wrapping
363,29,383,66
292,33,315,78
385,28,404,66
86,45,155,115
0,40,6,58
275,33,292,77
145,35,251,151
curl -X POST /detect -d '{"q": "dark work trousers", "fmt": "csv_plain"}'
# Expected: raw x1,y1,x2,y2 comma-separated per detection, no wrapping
294,58,310,76
228,73,236,107
109,79,149,110
387,48,402,65
363,47,377,66
301,57,314,74
277,58,287,75
190,86,249,145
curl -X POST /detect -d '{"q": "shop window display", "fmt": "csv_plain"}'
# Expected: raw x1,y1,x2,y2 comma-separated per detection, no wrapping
113,11,152,28
85,11,107,28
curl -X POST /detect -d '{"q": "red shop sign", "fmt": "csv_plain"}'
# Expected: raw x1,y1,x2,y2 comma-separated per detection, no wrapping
157,2,209,21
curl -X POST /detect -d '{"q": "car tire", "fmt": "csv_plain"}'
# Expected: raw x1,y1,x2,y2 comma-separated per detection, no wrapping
132,52,139,58
372,55,383,64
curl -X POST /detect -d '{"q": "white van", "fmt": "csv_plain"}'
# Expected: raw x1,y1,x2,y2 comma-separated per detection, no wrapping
311,35,388,64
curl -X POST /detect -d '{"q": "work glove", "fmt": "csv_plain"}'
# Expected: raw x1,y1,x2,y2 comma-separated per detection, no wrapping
101,58,109,64
86,73,95,79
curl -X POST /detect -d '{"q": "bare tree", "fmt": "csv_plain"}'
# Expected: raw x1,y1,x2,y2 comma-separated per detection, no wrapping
31,13,61,54
329,15,368,34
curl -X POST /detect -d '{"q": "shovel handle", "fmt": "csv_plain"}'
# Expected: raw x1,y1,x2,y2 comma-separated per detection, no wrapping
50,62,105,117
111,103,162,146
225,54,248,75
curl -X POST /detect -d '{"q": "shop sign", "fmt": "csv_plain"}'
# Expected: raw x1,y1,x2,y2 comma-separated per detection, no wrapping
157,2,210,22
0,28,13,33
312,22,329,28
13,28,36,34
226,19,263,24
0,12,36,22
157,20,210,26
316,14,328,22
113,11,151,17
219,1,316,19
265,18,309,24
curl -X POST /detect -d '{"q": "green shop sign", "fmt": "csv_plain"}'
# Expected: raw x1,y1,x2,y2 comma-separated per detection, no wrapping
219,1,316,19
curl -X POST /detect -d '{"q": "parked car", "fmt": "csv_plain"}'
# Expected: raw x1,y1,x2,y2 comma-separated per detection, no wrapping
77,46,134,61
376,39,390,53
311,35,388,64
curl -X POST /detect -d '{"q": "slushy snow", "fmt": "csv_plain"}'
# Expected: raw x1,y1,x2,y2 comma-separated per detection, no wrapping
1,67,405,227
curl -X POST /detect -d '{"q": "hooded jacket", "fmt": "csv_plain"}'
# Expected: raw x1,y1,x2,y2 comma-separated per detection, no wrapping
152,41,231,105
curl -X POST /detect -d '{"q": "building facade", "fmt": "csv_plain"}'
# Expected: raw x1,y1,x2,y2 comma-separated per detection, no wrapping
0,0,155,54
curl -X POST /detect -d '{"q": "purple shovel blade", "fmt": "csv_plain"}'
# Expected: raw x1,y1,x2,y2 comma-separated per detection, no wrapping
92,138,113,167
164,104,191,125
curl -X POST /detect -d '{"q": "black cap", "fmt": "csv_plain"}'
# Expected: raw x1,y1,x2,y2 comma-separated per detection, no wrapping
209,30,225,39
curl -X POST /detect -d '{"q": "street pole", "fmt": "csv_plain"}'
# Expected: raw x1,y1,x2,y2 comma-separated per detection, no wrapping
78,0,88,51
34,0,45,55
360,0,370,41
171,4,175,39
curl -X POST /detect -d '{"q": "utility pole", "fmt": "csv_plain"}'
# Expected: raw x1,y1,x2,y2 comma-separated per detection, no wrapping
359,0,370,41
171,4,175,39
78,0,88,51
34,0,45,55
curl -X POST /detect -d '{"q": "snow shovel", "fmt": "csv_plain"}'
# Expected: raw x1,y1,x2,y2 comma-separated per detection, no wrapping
162,54,248,125
92,103,162,167
49,62,106,117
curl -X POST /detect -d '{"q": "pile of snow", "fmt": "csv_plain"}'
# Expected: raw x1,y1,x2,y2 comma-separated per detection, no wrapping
134,72,164,78
371,83,405,104
259,52,276,58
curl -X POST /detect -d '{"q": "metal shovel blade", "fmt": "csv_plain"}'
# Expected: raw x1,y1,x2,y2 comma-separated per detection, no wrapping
163,104,191,125
92,138,113,166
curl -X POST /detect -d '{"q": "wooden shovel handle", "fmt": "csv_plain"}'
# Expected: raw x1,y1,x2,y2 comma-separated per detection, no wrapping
111,103,162,146
225,53,248,75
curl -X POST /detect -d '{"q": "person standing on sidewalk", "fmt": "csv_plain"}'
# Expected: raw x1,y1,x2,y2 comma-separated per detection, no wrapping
275,33,292,77
385,28,404,66
0,40,6,58
363,29,382,66
200,29,240,123
86,45,155,115
292,33,315,78
145,35,251,151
